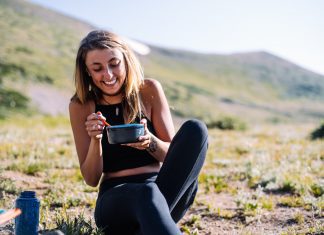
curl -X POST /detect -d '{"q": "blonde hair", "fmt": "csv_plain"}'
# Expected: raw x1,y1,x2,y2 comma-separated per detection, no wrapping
73,30,144,123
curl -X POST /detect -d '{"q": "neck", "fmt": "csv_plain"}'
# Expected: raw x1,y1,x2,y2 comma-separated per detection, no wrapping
101,94,123,105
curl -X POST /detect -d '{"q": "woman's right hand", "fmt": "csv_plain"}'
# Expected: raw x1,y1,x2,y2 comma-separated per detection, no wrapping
85,112,105,139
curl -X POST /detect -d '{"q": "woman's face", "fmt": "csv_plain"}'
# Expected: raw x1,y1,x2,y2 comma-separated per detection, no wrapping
85,48,127,98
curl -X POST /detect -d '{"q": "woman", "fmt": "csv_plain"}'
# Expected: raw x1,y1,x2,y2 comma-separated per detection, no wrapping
69,30,208,235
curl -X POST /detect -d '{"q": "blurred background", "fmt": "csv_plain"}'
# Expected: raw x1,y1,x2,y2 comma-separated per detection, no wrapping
1,1,324,234
1,0,324,126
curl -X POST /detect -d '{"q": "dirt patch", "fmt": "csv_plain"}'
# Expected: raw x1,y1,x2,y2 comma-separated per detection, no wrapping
27,84,72,116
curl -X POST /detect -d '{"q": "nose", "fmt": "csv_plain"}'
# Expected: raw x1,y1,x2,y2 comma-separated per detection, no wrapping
103,66,113,79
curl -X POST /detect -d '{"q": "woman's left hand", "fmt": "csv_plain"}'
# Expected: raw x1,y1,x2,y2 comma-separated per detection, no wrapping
122,119,151,150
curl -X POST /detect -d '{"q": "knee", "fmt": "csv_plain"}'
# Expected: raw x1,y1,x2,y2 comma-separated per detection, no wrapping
181,119,208,143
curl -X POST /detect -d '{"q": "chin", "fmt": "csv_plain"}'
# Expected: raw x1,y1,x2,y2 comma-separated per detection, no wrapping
102,86,124,97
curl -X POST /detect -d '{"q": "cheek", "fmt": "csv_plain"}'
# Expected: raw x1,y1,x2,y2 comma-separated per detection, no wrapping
115,66,127,78
91,74,102,83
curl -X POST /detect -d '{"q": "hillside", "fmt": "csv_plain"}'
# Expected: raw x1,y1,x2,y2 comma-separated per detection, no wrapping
142,47,324,123
1,0,323,123
0,0,93,116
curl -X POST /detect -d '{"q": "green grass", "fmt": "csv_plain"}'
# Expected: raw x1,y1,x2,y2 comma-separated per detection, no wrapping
0,114,323,234
0,1,323,233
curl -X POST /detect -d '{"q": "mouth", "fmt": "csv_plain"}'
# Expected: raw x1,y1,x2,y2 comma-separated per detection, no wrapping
102,78,117,86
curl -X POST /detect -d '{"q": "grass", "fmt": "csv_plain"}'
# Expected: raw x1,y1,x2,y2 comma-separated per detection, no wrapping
0,116,323,234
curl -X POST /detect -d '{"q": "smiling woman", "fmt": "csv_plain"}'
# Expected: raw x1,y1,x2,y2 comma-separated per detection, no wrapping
85,49,126,98
69,30,208,235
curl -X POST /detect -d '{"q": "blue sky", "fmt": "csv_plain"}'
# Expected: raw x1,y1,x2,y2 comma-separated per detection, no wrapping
29,0,324,75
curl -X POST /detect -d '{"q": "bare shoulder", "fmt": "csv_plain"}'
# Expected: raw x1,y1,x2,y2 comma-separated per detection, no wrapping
69,99,94,120
142,78,174,140
141,78,164,98
143,78,162,89
140,79,167,120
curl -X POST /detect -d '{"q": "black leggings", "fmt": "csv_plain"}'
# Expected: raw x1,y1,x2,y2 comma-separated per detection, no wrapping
95,119,208,235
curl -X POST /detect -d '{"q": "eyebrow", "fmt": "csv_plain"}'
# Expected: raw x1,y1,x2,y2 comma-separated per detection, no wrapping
90,57,120,65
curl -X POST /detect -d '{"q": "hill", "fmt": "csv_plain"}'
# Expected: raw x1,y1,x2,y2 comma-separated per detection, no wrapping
142,47,324,123
0,0,93,116
1,0,323,124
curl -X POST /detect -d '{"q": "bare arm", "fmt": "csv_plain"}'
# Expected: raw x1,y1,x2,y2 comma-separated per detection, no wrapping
125,79,175,162
69,101,104,187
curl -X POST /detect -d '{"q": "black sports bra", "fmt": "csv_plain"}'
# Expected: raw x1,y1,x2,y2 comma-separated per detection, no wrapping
95,103,159,173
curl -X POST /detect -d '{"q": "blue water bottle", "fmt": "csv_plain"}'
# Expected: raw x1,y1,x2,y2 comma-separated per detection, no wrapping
15,191,40,235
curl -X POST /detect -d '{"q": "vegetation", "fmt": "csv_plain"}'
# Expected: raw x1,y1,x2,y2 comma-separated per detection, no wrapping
0,87,29,118
1,0,324,125
0,117,323,234
310,121,324,140
206,116,247,130
0,1,323,234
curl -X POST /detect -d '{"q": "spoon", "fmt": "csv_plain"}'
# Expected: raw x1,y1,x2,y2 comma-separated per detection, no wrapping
96,111,111,127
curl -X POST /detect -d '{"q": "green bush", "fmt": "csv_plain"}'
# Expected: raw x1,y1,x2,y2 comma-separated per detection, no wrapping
0,61,26,77
207,116,247,130
0,178,20,195
311,184,324,197
55,213,104,235
310,122,324,140
0,88,29,109
0,87,29,118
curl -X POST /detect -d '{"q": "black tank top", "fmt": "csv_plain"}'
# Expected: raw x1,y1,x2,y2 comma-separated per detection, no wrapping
96,103,159,173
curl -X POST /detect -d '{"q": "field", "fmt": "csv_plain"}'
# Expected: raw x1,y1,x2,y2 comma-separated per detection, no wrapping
0,116,323,234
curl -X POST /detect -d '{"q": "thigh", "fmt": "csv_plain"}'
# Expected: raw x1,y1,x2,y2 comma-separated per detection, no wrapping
156,119,208,211
95,183,142,235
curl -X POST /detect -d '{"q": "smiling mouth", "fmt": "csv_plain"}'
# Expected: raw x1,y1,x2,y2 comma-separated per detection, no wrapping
103,78,117,86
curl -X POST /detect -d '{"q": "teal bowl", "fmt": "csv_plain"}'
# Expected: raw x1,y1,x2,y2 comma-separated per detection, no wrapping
106,124,144,144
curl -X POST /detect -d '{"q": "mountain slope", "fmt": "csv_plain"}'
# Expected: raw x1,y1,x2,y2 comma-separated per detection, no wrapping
0,0,93,86
1,0,323,123
141,46,324,122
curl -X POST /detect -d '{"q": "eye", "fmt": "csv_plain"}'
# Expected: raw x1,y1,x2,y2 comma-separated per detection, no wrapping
110,59,120,67
93,67,102,72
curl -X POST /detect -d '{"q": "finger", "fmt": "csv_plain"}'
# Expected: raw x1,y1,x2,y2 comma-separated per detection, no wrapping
140,118,148,134
137,134,150,142
140,140,150,148
92,123,104,131
95,134,103,139
133,144,146,150
89,130,103,139
86,123,97,131
86,113,99,121
96,112,106,121
86,120,103,128
123,143,142,149
135,139,150,149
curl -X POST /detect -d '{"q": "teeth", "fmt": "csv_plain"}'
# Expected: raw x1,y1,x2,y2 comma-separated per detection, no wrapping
103,78,116,85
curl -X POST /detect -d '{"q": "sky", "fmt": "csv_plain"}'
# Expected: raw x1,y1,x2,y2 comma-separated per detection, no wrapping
29,0,324,75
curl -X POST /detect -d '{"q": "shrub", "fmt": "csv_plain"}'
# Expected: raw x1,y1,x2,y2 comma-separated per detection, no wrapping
0,178,20,195
311,184,324,197
207,116,247,130
0,87,29,118
55,212,104,235
310,122,324,140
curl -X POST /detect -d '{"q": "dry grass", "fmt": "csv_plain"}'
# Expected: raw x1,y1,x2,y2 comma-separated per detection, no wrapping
0,117,323,234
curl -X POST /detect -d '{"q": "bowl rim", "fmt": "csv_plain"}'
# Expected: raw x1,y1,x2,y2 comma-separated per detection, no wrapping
107,123,144,129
